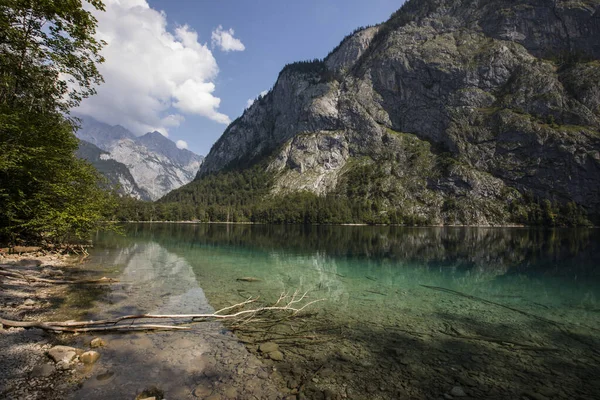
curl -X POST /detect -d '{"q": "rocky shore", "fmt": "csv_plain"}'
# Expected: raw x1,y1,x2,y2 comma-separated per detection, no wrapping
0,250,105,400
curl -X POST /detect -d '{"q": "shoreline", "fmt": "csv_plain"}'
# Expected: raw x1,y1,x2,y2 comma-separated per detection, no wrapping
0,252,101,399
113,220,599,229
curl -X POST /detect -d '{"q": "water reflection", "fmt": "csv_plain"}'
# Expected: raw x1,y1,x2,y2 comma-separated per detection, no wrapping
81,224,600,400
113,224,598,274
72,239,283,399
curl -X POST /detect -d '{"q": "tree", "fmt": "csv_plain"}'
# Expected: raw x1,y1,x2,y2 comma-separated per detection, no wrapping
0,0,105,112
0,0,114,244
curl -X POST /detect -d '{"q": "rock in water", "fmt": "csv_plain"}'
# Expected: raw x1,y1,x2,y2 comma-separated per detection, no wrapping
90,337,105,348
259,342,279,353
47,346,78,364
450,386,467,397
80,351,100,364
193,385,212,398
269,351,284,361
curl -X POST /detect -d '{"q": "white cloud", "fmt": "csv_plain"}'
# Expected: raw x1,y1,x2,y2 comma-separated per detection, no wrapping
176,140,188,150
75,0,231,136
211,25,245,52
245,90,269,109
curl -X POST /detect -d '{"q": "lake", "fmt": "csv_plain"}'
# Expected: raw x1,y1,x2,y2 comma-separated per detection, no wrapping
70,224,600,400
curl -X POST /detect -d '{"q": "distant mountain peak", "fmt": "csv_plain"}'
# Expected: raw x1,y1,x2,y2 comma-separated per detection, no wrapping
75,116,204,201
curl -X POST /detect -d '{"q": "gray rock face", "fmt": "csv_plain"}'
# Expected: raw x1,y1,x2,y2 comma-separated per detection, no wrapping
76,140,151,200
325,26,380,75
76,116,204,201
197,0,600,223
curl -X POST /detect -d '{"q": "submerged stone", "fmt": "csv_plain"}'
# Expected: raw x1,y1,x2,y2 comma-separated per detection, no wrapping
90,337,105,348
450,386,466,397
259,342,279,353
80,351,100,364
269,351,284,361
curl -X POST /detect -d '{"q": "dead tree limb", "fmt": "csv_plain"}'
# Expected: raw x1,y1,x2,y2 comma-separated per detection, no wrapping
0,291,323,333
0,268,117,284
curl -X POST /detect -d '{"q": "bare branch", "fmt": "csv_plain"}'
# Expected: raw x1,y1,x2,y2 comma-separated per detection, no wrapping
0,291,324,333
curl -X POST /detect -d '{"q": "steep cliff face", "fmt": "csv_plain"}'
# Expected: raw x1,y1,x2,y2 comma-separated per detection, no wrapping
195,0,600,224
76,140,151,200
76,117,204,201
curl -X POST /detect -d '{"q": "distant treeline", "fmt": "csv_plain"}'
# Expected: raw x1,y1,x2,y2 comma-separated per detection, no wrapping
111,167,591,227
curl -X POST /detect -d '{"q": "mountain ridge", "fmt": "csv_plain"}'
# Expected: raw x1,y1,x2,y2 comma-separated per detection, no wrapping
75,116,204,201
169,0,600,225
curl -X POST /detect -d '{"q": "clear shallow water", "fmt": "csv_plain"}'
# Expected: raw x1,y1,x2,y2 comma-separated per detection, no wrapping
72,224,600,399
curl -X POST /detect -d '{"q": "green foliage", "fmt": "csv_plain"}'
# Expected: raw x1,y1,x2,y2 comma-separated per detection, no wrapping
508,194,591,227
279,59,335,83
0,0,105,113
0,108,116,243
0,0,114,244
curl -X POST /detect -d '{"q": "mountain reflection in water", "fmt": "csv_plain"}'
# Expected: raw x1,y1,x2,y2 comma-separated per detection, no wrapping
75,224,599,400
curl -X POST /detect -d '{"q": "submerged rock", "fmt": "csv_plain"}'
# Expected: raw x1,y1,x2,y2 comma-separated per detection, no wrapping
193,385,212,397
450,386,467,397
80,351,100,364
135,386,164,400
269,351,284,361
90,337,105,348
259,342,279,353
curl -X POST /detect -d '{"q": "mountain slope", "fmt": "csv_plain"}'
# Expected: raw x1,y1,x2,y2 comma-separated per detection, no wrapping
76,140,151,200
170,0,600,225
75,117,204,201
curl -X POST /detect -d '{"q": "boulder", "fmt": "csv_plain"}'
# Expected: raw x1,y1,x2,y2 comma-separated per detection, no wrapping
47,345,78,364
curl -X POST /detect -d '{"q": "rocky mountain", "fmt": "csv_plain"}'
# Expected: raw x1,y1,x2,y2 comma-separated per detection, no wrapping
173,0,600,225
75,140,151,200
75,117,204,201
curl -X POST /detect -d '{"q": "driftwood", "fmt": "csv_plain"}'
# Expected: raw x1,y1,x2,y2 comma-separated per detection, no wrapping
0,291,323,333
0,268,117,284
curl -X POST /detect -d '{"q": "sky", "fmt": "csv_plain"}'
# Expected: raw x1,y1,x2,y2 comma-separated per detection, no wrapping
75,0,404,155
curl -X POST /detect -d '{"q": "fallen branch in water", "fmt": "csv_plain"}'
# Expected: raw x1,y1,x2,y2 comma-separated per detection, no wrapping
0,267,32,283
0,318,188,332
0,267,117,285
0,290,323,333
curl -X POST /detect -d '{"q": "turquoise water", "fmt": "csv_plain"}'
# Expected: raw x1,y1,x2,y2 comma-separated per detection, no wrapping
73,224,600,399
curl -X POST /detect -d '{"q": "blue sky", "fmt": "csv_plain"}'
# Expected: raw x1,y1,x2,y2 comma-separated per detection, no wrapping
77,0,404,155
